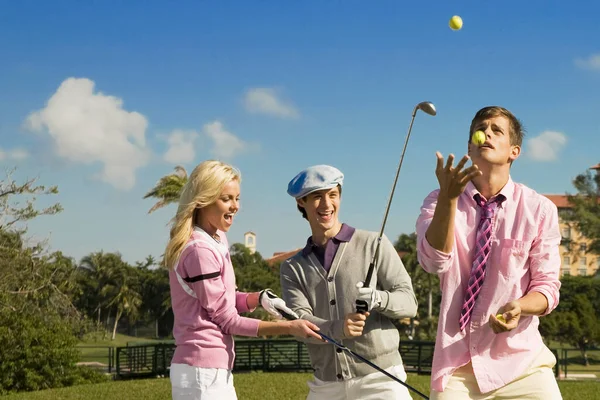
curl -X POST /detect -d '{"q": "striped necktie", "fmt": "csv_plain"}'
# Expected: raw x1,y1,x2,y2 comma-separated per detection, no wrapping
459,193,505,331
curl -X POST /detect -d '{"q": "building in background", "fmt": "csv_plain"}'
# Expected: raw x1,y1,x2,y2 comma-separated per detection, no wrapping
543,162,600,277
244,231,257,254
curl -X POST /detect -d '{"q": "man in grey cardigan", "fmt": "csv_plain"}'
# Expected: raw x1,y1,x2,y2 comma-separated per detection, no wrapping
280,164,418,400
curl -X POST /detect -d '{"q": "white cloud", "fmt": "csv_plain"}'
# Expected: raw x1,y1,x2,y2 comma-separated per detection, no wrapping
526,131,567,162
574,53,600,71
163,129,199,164
0,148,29,161
24,77,150,190
203,121,247,159
243,88,299,119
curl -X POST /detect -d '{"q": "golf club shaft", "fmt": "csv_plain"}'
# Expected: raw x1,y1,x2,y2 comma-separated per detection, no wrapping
356,110,418,313
278,308,429,399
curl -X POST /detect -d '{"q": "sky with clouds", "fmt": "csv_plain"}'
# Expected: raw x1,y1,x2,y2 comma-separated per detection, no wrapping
1,1,599,265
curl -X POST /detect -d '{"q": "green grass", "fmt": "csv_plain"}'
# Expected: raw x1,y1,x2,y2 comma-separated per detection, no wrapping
76,333,164,365
2,373,599,400
78,333,163,348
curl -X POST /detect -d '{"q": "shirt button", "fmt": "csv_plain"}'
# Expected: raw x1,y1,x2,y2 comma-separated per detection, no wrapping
330,299,336,305
327,276,334,282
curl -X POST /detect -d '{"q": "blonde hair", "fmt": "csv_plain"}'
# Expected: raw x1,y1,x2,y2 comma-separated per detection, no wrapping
164,160,241,270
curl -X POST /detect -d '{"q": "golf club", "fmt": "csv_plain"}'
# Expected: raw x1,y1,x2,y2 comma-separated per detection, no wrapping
277,308,429,400
356,101,437,314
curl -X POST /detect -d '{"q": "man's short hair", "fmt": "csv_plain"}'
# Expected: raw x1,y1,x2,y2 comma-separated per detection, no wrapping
297,185,342,220
469,106,525,147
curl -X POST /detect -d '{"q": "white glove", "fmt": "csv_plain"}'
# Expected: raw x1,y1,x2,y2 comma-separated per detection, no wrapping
259,289,299,320
356,282,383,311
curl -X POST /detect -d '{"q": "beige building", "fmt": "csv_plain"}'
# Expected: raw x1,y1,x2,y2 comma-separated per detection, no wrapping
543,162,600,277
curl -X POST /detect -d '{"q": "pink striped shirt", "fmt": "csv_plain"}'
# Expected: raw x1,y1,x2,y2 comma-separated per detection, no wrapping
415,177,561,393
169,227,260,370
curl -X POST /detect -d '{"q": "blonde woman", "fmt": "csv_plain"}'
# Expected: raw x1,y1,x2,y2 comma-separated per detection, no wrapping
165,160,321,399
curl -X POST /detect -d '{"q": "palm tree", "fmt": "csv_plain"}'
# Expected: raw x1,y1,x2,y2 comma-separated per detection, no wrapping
143,166,188,214
78,251,115,327
101,266,143,340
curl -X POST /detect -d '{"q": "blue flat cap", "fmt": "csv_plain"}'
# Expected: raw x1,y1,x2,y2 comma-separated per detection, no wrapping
287,165,344,198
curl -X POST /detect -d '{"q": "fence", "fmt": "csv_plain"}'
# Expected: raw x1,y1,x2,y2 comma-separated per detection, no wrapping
559,348,600,380
115,343,174,378
113,339,434,379
83,340,573,381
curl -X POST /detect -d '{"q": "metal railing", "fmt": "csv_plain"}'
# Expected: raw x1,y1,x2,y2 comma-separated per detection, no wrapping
91,339,571,381
114,339,435,379
559,348,600,380
116,343,174,378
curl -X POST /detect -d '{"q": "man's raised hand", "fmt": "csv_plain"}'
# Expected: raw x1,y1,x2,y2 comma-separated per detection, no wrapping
435,152,482,200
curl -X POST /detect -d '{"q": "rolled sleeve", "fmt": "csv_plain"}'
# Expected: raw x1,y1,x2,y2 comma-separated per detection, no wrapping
527,201,562,316
416,190,454,274
182,246,259,337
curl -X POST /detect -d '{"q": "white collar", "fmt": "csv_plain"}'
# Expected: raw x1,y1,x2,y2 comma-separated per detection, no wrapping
193,226,227,252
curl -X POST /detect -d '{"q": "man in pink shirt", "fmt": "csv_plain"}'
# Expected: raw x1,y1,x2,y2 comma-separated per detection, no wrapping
415,106,563,399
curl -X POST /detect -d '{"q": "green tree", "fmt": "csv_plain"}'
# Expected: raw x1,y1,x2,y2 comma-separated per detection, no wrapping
136,260,172,338
77,252,143,340
143,166,188,214
540,276,600,365
102,264,143,340
394,233,440,340
230,243,281,321
561,169,600,254
0,172,106,393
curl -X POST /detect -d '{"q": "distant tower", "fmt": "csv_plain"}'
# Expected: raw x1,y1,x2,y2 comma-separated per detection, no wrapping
244,231,256,254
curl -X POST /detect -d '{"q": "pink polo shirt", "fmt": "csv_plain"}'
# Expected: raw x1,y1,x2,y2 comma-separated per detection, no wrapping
169,227,260,370
415,177,561,393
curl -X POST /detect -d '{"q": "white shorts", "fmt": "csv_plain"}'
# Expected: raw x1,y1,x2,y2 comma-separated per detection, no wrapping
307,364,412,400
431,346,562,400
170,363,237,400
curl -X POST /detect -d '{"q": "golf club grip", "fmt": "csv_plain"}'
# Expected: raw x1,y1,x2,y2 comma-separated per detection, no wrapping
277,308,299,321
356,261,377,313
355,300,369,314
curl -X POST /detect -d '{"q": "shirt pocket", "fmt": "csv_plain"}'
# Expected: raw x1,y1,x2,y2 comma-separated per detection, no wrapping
495,239,530,280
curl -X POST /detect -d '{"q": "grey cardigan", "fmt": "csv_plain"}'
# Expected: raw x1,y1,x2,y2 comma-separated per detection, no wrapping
280,228,418,382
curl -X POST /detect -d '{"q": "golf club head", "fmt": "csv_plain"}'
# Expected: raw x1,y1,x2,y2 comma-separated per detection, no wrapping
416,101,437,116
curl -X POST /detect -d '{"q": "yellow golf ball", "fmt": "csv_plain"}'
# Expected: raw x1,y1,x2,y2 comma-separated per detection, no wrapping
471,130,485,146
449,15,463,31
496,314,506,323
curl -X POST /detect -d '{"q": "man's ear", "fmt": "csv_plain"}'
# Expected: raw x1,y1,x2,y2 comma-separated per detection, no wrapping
509,145,521,162
296,198,305,207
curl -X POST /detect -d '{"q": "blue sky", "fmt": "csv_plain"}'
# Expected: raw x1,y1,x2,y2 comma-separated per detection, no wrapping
1,1,599,265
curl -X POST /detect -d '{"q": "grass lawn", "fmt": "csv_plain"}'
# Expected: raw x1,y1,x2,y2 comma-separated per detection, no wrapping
76,333,166,365
3,373,599,400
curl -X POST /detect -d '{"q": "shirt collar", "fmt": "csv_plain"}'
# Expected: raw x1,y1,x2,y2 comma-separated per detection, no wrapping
193,226,227,251
302,223,356,255
465,176,514,206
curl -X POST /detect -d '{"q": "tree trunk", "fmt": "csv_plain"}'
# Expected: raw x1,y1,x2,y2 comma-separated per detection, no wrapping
580,348,590,366
103,310,110,340
580,338,590,366
112,309,123,340
155,319,159,338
